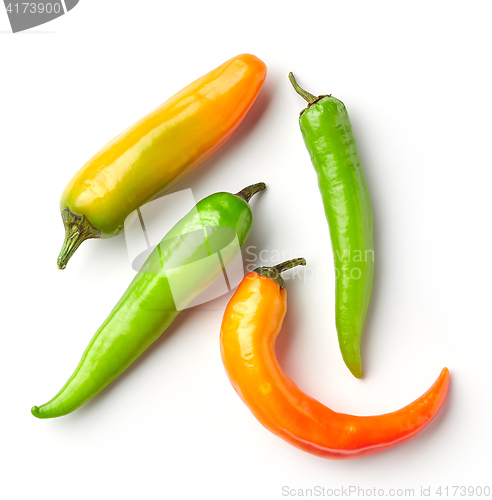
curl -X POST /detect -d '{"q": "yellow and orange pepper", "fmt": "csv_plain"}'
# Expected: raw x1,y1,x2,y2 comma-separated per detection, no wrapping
58,53,267,268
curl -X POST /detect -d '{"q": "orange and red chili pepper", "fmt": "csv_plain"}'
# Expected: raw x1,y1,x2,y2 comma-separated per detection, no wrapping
220,259,449,459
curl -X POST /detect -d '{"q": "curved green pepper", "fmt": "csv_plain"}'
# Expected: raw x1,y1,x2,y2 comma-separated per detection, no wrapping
289,73,374,379
32,182,265,418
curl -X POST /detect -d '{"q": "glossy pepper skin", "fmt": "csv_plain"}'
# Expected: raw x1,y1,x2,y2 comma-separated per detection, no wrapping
220,261,449,460
57,54,267,269
289,73,374,378
32,183,265,419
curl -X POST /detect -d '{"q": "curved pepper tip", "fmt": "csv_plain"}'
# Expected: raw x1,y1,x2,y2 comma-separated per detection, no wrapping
435,367,450,388
343,357,363,379
348,365,363,379
31,406,41,418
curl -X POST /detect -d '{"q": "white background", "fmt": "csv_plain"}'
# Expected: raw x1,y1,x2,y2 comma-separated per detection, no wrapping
1,1,491,499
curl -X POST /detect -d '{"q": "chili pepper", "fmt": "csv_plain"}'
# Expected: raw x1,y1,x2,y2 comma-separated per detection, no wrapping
289,73,374,379
32,182,265,419
220,259,449,459
57,54,267,269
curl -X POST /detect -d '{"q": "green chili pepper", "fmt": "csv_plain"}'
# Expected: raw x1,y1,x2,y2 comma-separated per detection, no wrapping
32,182,265,419
289,73,374,379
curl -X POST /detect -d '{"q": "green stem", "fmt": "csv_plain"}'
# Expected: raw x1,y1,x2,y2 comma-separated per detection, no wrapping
254,257,307,288
274,258,307,274
235,182,266,203
288,72,318,104
57,208,101,269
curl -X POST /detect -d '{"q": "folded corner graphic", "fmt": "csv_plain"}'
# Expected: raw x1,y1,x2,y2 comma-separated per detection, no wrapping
4,0,79,33
124,192,246,312
64,0,79,11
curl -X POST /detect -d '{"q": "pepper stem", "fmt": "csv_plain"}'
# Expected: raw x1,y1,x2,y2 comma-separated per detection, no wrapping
288,72,318,104
254,258,306,288
235,182,266,203
57,208,101,269
274,258,307,274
